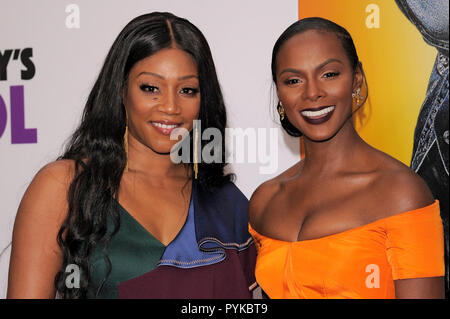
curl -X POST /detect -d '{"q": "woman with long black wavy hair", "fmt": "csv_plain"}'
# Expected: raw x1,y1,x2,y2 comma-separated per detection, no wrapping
7,12,256,299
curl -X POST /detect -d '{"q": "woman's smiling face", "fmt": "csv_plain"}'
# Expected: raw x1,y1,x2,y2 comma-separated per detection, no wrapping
275,29,362,142
123,47,201,154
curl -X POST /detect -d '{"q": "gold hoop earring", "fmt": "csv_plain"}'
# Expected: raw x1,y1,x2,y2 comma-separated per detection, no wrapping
277,102,285,120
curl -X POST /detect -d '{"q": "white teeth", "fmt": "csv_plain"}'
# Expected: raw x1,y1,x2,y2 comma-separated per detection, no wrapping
301,106,335,118
152,122,179,129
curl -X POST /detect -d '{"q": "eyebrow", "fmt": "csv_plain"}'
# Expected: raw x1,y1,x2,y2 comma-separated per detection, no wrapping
137,71,198,81
278,58,344,77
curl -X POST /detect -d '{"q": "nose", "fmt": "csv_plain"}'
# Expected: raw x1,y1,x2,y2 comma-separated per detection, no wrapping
302,79,324,102
158,88,181,115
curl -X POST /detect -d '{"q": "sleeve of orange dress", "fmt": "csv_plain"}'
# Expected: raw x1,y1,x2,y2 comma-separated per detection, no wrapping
385,200,445,280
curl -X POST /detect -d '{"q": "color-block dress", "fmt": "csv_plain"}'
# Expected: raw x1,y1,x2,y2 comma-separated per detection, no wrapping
87,181,256,298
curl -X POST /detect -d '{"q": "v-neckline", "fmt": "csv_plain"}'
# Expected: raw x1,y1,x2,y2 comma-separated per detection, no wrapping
112,183,194,248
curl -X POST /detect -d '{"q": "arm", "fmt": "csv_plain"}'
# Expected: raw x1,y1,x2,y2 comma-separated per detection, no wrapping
7,161,73,298
395,277,444,299
388,170,445,299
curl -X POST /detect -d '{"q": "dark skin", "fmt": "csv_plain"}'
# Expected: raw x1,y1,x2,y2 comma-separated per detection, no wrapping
249,30,444,299
7,48,201,298
119,48,200,246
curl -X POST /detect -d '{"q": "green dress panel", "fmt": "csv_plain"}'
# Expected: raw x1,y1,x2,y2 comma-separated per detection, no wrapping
87,200,166,299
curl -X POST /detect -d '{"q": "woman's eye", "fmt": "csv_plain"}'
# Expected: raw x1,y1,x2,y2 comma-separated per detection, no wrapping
140,84,159,93
284,79,300,85
323,72,340,78
180,87,199,95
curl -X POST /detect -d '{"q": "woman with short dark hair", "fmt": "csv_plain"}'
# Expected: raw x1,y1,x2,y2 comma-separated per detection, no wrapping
249,17,445,299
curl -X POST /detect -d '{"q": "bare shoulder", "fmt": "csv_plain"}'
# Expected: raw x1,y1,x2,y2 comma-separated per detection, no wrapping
248,178,279,227
17,159,76,222
8,159,77,298
372,152,434,218
26,159,76,197
249,161,302,228
35,159,76,184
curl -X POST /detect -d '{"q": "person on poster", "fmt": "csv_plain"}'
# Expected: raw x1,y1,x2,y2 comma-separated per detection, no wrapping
248,17,445,299
7,12,256,299
395,0,449,297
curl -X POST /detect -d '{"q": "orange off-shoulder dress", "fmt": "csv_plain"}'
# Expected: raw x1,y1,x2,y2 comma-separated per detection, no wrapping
249,201,445,299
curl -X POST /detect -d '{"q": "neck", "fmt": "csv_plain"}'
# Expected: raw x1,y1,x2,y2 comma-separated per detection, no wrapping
301,120,366,175
126,134,190,179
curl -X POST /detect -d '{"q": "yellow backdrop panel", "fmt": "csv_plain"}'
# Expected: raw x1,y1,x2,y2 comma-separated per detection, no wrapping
298,0,436,165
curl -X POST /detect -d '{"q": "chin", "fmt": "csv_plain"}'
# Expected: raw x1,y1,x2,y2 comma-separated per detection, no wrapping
299,117,349,143
302,129,339,143
148,141,177,155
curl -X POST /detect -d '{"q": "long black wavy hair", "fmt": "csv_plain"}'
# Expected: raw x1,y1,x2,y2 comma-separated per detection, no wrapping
54,12,232,298
271,17,368,137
